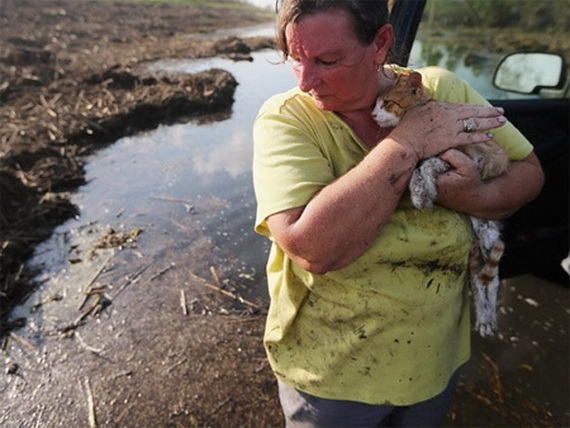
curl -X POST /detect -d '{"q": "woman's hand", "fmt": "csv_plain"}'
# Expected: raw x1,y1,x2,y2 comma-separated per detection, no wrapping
389,101,506,159
435,150,544,220
433,149,485,210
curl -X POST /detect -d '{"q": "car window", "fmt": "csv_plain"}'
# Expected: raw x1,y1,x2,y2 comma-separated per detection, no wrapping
407,0,569,100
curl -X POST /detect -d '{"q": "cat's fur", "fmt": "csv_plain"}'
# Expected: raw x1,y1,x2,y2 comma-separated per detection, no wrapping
372,70,509,337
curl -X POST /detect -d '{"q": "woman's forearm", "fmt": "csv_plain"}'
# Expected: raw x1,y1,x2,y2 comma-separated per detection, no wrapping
266,137,418,274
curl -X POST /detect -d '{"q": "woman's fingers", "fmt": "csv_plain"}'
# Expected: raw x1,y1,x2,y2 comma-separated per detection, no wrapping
461,131,496,145
391,102,507,159
457,114,507,135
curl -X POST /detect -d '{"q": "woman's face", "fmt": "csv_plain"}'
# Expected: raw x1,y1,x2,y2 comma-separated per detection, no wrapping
285,8,392,113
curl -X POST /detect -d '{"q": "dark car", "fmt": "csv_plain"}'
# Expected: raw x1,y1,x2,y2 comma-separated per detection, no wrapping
391,0,569,285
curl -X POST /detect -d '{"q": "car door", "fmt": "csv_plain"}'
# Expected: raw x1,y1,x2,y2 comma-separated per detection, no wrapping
390,0,569,285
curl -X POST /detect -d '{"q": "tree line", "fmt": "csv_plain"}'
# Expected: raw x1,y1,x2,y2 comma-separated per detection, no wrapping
424,0,568,33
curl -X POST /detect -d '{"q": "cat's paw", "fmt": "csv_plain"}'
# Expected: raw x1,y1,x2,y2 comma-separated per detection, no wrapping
471,276,500,338
410,183,435,209
475,318,498,337
409,163,439,209
474,293,499,337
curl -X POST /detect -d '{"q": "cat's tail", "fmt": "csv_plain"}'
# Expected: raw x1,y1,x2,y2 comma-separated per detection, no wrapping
474,239,505,286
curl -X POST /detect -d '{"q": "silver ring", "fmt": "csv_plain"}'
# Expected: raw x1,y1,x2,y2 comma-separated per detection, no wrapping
463,118,476,133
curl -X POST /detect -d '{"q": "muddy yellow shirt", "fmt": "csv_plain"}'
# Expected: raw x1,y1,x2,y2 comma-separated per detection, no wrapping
252,66,533,405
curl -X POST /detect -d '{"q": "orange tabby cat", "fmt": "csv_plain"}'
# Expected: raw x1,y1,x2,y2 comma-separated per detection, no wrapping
372,70,509,337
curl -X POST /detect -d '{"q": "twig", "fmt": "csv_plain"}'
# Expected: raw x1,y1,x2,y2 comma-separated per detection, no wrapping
149,195,194,205
210,266,222,288
210,397,231,415
188,271,261,310
149,262,175,281
167,357,188,373
75,332,103,355
482,352,504,404
112,370,133,380
114,263,151,297
180,289,188,316
220,316,264,323
9,332,36,353
86,285,107,295
79,254,114,310
82,377,97,428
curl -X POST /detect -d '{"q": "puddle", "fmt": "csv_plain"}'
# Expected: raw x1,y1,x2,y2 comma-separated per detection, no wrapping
12,39,296,326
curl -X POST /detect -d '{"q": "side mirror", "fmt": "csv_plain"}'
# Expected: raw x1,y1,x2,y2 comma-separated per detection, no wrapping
493,53,565,94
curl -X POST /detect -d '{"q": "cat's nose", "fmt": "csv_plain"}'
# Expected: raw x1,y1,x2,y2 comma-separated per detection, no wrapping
371,106,380,120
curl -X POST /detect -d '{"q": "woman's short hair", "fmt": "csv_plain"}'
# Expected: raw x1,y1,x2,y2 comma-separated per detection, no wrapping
274,0,391,59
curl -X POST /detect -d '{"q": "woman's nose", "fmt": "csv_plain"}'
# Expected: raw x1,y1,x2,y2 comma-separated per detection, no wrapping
296,63,320,92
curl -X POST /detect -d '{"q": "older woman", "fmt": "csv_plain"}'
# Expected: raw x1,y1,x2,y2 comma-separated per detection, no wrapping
253,0,543,426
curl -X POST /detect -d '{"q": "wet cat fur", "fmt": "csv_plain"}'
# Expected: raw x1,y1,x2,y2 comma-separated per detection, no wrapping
372,70,509,337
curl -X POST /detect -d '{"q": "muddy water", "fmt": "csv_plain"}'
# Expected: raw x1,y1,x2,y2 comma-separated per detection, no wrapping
11,42,296,328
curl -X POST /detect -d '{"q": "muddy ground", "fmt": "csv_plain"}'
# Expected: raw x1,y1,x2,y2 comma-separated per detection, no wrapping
0,1,568,427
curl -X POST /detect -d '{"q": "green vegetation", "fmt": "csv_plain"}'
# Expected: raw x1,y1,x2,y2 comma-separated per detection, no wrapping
416,0,570,63
423,0,568,33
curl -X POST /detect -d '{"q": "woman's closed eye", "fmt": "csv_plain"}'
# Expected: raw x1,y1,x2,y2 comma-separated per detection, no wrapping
288,56,339,69
316,58,338,67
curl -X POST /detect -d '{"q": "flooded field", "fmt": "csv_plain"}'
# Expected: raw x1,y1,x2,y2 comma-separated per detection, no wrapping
15,44,296,321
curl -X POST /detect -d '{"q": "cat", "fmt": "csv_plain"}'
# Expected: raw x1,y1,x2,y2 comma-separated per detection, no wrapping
372,70,510,337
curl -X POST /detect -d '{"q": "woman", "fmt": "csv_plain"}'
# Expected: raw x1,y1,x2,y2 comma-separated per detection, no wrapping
252,0,544,426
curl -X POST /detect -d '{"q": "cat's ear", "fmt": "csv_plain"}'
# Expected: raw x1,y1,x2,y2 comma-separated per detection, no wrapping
409,71,423,95
410,71,423,87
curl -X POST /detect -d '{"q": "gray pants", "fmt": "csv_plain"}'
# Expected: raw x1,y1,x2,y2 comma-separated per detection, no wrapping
277,371,459,427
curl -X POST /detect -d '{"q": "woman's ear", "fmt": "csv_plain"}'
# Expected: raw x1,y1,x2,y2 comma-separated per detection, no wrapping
373,24,394,65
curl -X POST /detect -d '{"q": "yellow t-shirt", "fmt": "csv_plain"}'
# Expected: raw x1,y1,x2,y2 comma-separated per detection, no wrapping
252,66,533,405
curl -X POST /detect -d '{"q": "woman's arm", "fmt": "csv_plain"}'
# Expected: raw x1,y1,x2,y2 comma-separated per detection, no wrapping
435,150,544,219
266,137,417,274
265,102,506,274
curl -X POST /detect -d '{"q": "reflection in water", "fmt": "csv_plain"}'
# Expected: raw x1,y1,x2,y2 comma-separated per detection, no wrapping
19,46,296,325
409,39,510,99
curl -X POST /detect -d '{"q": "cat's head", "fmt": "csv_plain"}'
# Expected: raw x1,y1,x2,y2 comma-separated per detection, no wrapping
372,71,426,128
